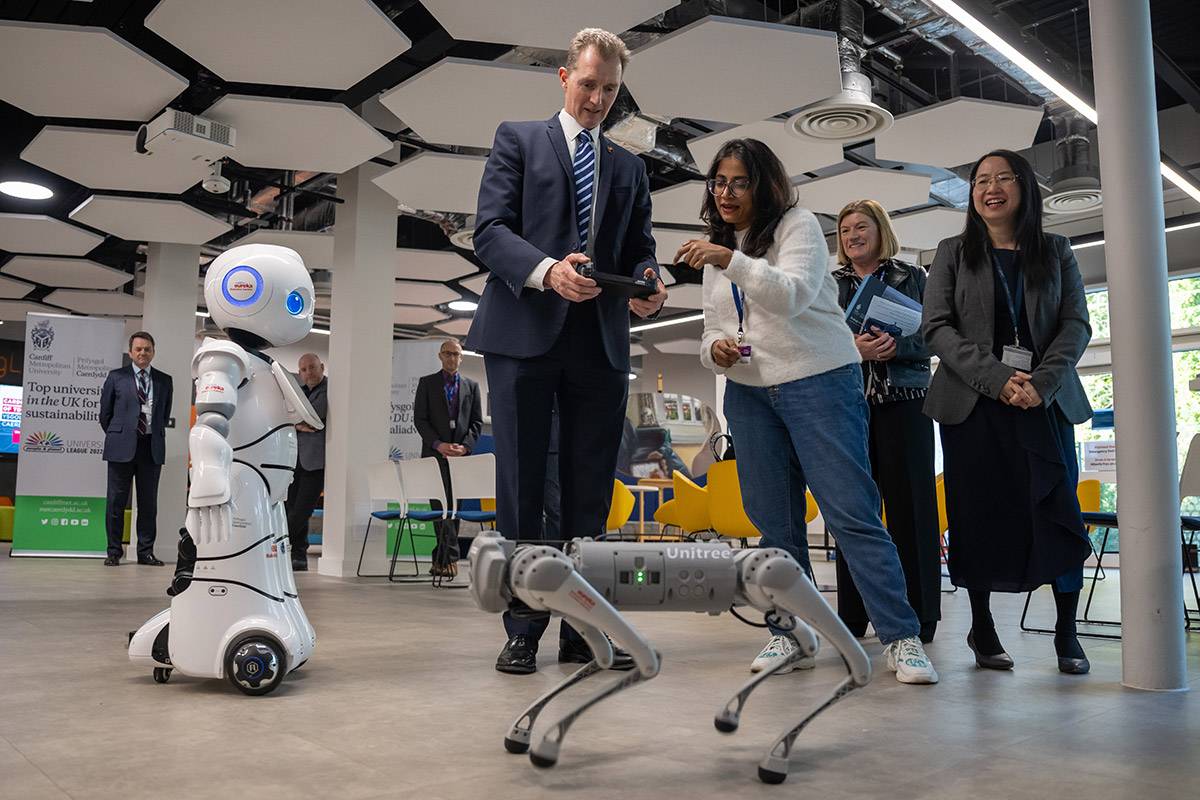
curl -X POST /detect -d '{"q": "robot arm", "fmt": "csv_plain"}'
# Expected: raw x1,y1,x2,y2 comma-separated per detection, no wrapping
189,340,248,507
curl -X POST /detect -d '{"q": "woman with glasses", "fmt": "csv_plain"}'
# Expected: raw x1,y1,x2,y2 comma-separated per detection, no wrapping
832,199,941,644
923,149,1093,675
675,138,938,685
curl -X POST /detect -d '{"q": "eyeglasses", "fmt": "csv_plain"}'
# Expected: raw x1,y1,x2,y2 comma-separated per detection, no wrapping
440,350,463,358
971,173,1019,189
707,177,751,198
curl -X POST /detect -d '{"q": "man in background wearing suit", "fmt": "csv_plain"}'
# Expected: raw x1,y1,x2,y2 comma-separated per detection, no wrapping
413,339,483,577
466,28,667,674
285,353,328,572
99,331,172,567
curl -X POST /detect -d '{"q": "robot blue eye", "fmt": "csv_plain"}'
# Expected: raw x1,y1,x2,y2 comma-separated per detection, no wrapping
285,290,305,316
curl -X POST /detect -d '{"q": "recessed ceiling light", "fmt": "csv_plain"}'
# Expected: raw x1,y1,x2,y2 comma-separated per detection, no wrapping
448,300,478,312
0,181,54,200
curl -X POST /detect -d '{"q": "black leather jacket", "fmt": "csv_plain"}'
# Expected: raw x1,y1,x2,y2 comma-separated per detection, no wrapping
834,258,932,390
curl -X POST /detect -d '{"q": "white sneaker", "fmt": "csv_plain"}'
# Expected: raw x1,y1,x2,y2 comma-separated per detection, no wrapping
750,634,816,675
885,636,939,684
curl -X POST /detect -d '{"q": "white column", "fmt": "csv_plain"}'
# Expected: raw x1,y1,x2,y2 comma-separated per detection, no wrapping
137,242,200,561
1092,0,1188,691
317,161,396,577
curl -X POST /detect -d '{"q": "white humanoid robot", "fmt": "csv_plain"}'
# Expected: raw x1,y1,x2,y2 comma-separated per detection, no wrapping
468,532,872,784
128,244,322,695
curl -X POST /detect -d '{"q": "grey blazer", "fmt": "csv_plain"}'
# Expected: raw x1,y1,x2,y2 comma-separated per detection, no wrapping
921,233,1092,426
296,377,327,471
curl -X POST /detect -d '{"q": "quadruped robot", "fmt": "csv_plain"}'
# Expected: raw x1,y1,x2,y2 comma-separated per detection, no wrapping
128,244,322,695
468,531,872,784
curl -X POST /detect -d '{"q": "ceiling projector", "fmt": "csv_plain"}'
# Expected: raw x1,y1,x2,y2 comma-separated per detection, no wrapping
136,108,235,163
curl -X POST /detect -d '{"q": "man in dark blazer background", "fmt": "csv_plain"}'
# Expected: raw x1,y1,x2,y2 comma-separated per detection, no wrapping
465,28,667,674
413,339,483,577
99,331,172,566
285,353,328,572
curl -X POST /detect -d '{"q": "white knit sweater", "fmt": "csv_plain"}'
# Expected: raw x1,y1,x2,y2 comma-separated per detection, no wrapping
700,206,861,386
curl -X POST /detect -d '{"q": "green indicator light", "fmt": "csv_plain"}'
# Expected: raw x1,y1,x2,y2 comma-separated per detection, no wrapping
635,570,645,584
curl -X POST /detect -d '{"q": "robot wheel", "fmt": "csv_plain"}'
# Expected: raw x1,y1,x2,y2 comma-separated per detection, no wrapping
152,667,171,684
225,635,285,696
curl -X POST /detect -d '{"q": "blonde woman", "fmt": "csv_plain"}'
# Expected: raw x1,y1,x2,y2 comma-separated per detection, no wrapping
832,200,941,643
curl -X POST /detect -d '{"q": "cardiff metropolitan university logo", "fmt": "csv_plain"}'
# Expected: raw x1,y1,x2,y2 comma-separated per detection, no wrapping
30,320,55,350
23,431,65,453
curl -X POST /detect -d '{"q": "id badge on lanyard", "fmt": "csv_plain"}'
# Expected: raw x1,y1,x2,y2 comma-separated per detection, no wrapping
993,254,1033,371
731,282,751,364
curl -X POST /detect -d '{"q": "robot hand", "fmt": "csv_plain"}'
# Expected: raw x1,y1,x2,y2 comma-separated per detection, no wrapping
185,503,233,548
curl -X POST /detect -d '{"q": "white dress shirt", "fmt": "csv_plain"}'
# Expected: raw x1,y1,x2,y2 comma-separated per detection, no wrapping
525,109,603,290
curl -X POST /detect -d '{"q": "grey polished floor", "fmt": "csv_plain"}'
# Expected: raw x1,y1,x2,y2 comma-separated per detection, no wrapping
1,544,1197,800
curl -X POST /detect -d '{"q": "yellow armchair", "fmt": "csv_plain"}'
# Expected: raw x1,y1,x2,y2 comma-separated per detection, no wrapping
607,480,636,533
653,472,711,538
707,460,759,545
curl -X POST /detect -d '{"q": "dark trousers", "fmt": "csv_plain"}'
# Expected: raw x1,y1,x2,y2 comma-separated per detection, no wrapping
431,455,460,567
836,397,942,633
484,307,628,645
285,466,324,562
105,435,162,561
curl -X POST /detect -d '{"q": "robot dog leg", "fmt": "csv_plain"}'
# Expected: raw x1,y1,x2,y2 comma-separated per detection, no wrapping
468,533,871,783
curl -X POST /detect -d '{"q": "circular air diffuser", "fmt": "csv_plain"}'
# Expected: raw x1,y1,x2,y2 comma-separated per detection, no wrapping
449,229,475,251
786,72,893,143
1043,175,1103,215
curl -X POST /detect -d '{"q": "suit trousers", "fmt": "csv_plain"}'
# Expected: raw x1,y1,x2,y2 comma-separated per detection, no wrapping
105,434,161,561
836,397,942,635
430,455,460,567
485,303,628,644
285,466,325,562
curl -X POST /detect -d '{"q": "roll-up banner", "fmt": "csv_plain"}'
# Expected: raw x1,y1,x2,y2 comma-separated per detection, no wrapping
388,339,444,557
11,313,124,557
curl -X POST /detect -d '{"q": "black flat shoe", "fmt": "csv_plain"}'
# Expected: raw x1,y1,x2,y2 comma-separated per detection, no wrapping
137,557,165,566
558,636,636,671
496,635,538,674
103,556,120,566
1057,656,1091,674
967,630,1014,670
1054,634,1090,674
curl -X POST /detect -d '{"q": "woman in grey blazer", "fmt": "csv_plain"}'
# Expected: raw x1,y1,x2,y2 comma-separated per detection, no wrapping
922,149,1093,675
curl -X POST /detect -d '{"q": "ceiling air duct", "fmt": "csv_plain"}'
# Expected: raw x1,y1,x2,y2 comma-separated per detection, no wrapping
786,0,894,143
1043,113,1102,215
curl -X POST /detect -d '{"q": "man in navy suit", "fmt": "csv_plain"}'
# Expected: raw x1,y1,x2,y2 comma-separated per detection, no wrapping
466,28,667,674
99,331,173,566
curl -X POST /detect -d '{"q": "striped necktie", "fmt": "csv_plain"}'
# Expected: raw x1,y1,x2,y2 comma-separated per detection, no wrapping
136,370,149,435
573,129,595,253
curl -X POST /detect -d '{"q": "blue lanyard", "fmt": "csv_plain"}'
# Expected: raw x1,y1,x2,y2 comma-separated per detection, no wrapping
730,281,745,341
444,375,459,409
990,251,1024,348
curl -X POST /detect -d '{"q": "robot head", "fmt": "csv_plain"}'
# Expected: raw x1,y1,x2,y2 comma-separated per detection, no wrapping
204,244,314,348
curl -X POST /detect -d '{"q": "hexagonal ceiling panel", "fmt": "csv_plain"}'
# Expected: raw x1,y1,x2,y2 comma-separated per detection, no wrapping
420,0,677,48
20,126,212,194
394,281,460,306
145,0,410,90
69,196,231,245
888,207,968,252
435,318,473,336
459,273,489,295
206,95,392,173
650,181,706,225
373,153,487,214
652,227,703,270
0,22,187,120
652,337,702,355
875,97,1045,168
381,59,559,149
233,230,335,271
795,167,931,216
663,283,703,309
1,255,132,290
0,300,60,321
687,119,845,178
625,17,841,124
396,249,477,282
0,275,34,299
394,305,450,326
0,214,105,257
44,289,142,316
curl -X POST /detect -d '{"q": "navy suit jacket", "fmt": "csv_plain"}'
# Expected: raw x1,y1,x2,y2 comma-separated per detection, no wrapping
465,114,657,372
99,364,172,464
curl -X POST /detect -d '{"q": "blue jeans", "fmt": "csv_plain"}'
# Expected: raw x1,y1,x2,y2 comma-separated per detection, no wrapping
723,364,920,644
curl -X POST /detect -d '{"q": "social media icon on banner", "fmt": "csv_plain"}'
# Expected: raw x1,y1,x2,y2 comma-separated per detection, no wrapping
51,518,59,526
40,518,48,525
81,519,89,527
60,518,68,526
70,519,79,526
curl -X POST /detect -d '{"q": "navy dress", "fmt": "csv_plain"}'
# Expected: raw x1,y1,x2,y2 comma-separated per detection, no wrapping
940,249,1091,593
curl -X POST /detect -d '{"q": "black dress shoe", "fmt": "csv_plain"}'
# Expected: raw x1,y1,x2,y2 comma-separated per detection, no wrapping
496,635,538,674
558,636,636,671
967,630,1014,670
137,557,165,566
292,559,308,572
103,556,120,566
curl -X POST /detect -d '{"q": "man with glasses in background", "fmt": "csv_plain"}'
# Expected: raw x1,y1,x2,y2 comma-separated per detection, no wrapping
413,339,483,578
